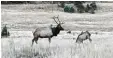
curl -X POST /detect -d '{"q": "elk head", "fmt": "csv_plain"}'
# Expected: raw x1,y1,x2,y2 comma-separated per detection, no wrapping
51,15,64,36
52,15,64,30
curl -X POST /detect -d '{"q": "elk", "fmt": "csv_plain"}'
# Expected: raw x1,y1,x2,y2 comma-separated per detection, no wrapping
32,15,64,46
76,31,92,43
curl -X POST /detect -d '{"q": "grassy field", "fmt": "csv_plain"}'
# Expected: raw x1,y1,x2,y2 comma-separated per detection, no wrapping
1,3,113,58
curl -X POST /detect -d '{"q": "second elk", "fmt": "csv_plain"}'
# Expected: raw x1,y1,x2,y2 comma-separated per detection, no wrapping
76,31,92,43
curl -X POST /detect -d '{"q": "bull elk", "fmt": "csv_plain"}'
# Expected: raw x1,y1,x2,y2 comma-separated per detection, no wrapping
32,15,64,46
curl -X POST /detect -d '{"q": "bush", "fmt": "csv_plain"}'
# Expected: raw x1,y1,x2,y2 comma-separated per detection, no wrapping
76,4,85,13
90,2,97,10
69,7,75,13
60,2,65,8
64,6,69,12
64,4,75,13
85,4,90,12
1,25,10,37
90,8,95,14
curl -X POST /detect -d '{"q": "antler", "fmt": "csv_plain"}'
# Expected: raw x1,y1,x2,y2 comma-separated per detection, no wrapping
56,15,64,24
52,16,59,24
52,15,64,24
56,15,61,24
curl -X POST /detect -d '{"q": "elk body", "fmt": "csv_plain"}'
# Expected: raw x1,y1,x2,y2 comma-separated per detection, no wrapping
32,16,64,46
76,31,92,43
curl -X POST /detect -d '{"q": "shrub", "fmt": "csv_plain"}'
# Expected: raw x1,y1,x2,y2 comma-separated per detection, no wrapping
76,4,85,13
60,2,65,8
85,4,90,12
1,25,10,37
90,2,97,10
64,6,69,12
89,2,97,14
69,7,75,13
64,4,75,13
90,8,95,14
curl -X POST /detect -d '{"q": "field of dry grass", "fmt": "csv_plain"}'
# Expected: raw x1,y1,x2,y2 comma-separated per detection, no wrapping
1,3,113,58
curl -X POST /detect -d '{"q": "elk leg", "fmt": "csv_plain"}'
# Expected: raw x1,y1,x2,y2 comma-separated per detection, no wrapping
35,37,38,44
86,36,92,42
89,38,92,42
32,38,35,46
32,37,38,46
48,37,51,43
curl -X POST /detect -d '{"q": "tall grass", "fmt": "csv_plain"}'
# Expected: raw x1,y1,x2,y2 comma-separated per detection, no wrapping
1,31,113,58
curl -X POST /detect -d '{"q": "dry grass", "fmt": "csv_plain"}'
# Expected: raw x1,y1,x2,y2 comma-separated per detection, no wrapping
1,31,113,58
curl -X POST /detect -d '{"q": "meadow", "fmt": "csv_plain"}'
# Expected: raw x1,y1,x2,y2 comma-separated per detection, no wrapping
1,3,113,58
